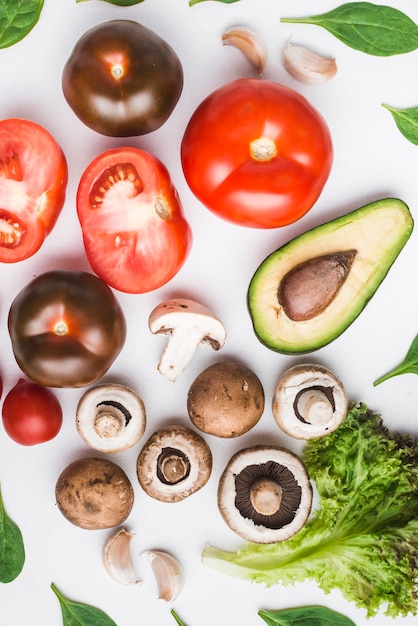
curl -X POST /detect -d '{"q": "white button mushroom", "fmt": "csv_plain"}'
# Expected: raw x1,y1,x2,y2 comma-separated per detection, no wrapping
217,445,313,543
272,363,348,439
148,298,226,382
76,383,146,453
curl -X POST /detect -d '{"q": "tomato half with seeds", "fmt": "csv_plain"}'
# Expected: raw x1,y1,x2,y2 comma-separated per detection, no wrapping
0,118,67,261
181,78,333,229
8,270,126,388
76,147,192,294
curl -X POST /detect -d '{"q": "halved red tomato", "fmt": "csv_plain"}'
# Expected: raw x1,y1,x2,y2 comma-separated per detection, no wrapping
0,118,68,261
76,147,192,293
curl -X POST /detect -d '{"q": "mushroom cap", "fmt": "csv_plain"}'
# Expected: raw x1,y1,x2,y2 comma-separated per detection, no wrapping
148,298,226,348
272,363,348,439
187,360,264,437
217,445,312,543
76,383,146,453
55,457,134,530
136,424,212,502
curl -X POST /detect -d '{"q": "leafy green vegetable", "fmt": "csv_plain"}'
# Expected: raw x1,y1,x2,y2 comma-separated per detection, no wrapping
190,0,240,6
171,609,188,626
258,606,356,626
281,3,418,56
76,0,144,5
0,483,25,583
51,584,118,626
374,333,418,385
202,403,418,617
0,0,44,48
382,104,418,146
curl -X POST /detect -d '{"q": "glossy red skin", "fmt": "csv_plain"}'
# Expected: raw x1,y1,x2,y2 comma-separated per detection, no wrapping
77,147,192,294
181,78,333,229
8,271,127,388
0,118,68,261
62,20,183,137
2,379,63,446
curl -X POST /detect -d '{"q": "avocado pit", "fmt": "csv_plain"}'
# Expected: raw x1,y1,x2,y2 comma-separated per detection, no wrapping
278,250,356,321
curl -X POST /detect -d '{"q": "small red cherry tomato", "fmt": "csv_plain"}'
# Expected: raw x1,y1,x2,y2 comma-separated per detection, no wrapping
2,379,63,446
0,118,68,261
8,270,127,388
76,147,192,293
181,78,333,229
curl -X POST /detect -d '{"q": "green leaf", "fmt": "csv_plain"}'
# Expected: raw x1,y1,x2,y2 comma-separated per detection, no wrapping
171,609,189,626
51,584,118,626
374,333,418,385
190,0,240,6
0,0,44,48
258,606,356,626
281,2,418,56
0,483,25,583
76,0,144,5
382,104,418,146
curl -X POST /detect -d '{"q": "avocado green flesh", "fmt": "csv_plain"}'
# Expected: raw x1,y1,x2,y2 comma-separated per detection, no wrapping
247,198,414,354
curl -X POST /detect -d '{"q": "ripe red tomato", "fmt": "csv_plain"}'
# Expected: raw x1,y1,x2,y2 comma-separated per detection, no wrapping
62,20,183,137
2,379,63,446
181,78,333,229
8,270,126,388
0,118,68,261
76,147,192,293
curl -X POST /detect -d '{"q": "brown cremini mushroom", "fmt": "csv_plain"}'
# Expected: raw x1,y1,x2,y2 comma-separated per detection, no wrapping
272,363,348,439
187,360,264,437
76,383,146,453
148,298,226,381
217,445,312,543
136,424,212,502
55,457,134,530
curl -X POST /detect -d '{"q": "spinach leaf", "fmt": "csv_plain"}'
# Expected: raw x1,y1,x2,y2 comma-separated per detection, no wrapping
76,0,144,5
190,0,240,6
281,3,418,56
51,584,118,626
382,104,418,145
0,0,44,49
171,609,188,626
374,333,418,385
258,606,356,626
0,483,25,583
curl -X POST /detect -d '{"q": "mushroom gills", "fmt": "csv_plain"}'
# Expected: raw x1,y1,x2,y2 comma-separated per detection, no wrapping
235,461,302,529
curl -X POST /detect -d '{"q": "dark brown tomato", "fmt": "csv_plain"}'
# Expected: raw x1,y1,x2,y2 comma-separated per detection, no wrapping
8,270,127,388
62,20,184,137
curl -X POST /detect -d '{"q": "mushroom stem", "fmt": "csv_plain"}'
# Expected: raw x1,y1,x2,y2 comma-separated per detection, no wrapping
296,388,334,426
94,411,124,439
158,326,209,382
250,478,282,516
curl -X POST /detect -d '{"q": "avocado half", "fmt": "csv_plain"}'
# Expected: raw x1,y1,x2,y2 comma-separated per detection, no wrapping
247,198,413,354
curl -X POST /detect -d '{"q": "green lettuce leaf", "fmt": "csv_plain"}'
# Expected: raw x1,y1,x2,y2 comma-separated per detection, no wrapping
203,403,418,617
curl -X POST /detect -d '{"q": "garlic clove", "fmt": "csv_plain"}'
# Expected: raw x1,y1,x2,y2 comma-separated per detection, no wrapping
222,26,267,76
103,527,142,585
283,41,337,85
146,550,184,601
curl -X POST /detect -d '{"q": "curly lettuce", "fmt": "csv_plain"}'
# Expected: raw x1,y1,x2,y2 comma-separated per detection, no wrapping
202,403,418,617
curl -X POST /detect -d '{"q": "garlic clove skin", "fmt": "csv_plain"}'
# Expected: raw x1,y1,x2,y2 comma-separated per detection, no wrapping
283,41,337,85
222,26,267,76
146,550,184,601
103,527,142,585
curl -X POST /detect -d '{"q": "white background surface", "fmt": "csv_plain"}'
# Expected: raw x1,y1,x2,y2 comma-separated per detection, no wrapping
1,0,418,624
